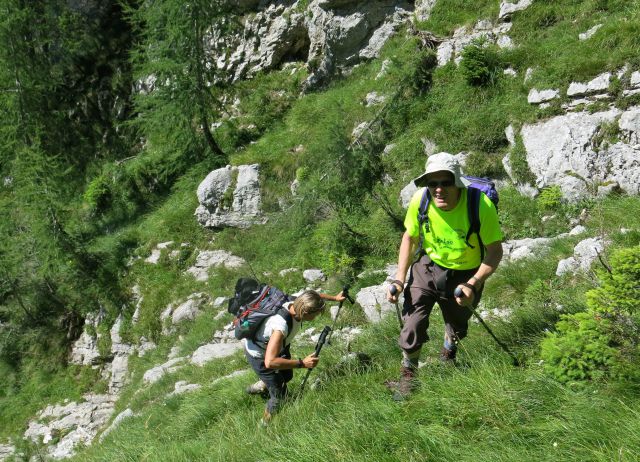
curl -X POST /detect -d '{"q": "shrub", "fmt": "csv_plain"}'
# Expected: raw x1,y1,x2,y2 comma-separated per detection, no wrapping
540,311,619,383
537,185,563,211
540,245,640,384
459,39,503,87
586,245,640,317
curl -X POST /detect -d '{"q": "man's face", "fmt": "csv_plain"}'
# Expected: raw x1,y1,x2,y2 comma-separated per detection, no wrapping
425,171,459,210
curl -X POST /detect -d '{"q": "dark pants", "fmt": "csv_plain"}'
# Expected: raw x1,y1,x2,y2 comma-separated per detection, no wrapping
398,254,482,354
245,345,293,414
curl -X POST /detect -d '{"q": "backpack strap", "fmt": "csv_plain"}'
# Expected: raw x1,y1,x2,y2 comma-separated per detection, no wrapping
416,187,430,258
277,306,294,334
465,187,485,262
254,306,294,351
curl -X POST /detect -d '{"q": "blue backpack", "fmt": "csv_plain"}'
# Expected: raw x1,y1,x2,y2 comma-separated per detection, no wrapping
417,176,499,261
229,278,293,343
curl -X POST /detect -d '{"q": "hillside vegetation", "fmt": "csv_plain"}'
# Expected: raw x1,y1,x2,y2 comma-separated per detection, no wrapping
1,0,640,461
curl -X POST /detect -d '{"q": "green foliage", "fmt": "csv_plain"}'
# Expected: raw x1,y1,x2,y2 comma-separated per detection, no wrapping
460,39,504,87
540,311,620,383
586,245,640,316
508,134,536,185
537,185,563,211
419,0,499,35
541,246,640,384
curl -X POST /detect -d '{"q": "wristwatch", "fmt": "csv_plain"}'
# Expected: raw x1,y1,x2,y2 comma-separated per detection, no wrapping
297,358,304,368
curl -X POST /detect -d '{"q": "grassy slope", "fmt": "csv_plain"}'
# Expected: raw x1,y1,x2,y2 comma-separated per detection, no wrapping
3,0,640,459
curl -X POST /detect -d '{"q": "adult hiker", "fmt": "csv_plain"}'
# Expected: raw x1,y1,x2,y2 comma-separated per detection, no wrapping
243,289,346,424
386,152,503,398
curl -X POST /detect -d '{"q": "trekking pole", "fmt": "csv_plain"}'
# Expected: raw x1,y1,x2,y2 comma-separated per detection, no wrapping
327,285,354,345
389,285,404,328
454,287,520,366
298,325,332,398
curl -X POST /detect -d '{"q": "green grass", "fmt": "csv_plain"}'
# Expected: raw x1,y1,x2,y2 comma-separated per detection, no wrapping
4,0,640,458
72,314,640,462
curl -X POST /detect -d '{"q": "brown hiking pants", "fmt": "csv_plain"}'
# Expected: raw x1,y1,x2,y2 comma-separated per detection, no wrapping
398,254,483,354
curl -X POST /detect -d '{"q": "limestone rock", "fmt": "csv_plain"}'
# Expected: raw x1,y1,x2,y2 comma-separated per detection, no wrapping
99,408,135,443
579,24,602,40
0,444,16,461
414,0,437,22
400,182,419,208
436,20,513,67
185,250,246,281
365,91,386,106
499,0,534,21
556,237,607,276
619,107,640,144
303,269,326,283
24,393,116,460
168,381,202,397
143,358,187,385
519,108,640,200
195,164,263,229
207,1,414,90
191,342,243,366
144,241,174,264
356,283,403,323
69,313,101,366
171,293,209,324
528,88,560,104
566,72,611,97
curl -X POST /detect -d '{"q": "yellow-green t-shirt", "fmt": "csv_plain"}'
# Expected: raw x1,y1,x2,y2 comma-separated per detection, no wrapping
404,188,503,270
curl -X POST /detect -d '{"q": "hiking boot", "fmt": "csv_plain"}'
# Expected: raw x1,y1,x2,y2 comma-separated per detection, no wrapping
439,347,457,364
388,366,417,401
246,380,268,396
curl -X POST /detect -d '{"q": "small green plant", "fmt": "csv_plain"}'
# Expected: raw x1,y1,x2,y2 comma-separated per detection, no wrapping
220,169,238,210
508,135,536,185
537,185,563,211
541,245,640,384
586,245,640,317
540,311,619,383
591,119,621,152
459,39,503,87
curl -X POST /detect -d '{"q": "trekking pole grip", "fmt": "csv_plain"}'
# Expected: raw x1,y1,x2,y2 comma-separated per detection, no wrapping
342,285,354,304
314,325,332,356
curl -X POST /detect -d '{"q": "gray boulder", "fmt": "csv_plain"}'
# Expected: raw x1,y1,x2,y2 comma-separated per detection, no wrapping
69,313,101,366
191,342,243,366
499,0,534,21
143,357,187,385
195,164,263,229
517,108,640,200
24,393,116,460
436,20,513,67
566,72,611,97
556,237,607,276
356,283,403,323
185,250,246,282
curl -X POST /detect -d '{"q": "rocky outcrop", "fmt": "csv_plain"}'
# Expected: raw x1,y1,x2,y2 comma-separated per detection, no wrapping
24,394,117,460
516,107,640,200
498,0,534,21
161,293,210,328
0,444,16,461
556,237,608,276
206,1,414,89
195,164,263,229
436,20,514,67
185,250,246,281
69,313,101,366
191,342,243,366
